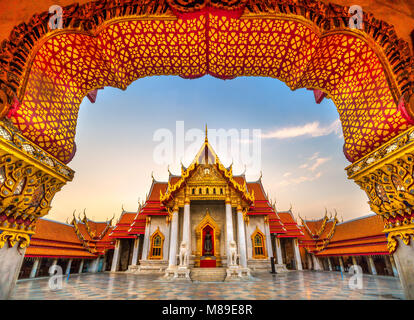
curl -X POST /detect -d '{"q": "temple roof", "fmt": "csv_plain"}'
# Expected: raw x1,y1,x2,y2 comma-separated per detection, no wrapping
109,211,138,239
277,211,305,238
25,219,97,259
299,213,389,256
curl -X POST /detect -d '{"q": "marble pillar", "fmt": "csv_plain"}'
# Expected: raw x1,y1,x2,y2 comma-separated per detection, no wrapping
168,209,179,267
225,201,234,265
141,218,151,261
65,259,73,275
236,209,247,268
264,219,273,259
131,237,140,266
275,237,283,265
111,239,121,272
30,258,40,278
389,255,399,277
0,242,26,299
367,256,377,275
183,201,191,256
327,257,333,271
293,238,303,270
78,260,84,274
339,256,345,272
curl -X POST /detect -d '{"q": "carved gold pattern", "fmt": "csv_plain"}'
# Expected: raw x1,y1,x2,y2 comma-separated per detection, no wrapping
0,120,72,249
0,230,31,249
386,226,414,254
348,126,414,253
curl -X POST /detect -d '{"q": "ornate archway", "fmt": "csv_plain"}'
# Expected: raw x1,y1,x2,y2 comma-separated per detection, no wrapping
0,0,413,299
195,210,221,267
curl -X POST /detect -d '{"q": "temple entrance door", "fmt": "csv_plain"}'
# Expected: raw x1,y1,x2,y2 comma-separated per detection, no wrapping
201,225,216,267
195,210,221,267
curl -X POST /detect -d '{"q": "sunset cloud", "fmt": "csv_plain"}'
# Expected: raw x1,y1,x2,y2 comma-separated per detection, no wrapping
261,119,341,140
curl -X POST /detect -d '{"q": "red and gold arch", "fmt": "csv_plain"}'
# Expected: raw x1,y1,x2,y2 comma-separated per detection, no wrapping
0,0,413,270
0,0,412,164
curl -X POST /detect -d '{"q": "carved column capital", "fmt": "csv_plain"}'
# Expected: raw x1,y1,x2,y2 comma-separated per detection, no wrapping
347,127,414,253
0,120,73,249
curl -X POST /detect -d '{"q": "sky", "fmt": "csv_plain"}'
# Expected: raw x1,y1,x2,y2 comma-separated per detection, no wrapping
48,75,371,224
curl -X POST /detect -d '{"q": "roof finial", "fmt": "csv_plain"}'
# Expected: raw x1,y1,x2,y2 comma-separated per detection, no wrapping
289,203,293,212
151,171,155,181
167,165,171,176
205,124,208,142
122,204,125,213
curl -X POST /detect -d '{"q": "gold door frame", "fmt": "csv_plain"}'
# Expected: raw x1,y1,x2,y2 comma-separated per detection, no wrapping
195,210,221,267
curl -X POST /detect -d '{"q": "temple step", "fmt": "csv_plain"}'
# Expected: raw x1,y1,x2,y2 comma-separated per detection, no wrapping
190,267,227,282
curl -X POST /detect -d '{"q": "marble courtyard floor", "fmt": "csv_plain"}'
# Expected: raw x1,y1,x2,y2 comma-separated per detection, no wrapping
12,270,404,300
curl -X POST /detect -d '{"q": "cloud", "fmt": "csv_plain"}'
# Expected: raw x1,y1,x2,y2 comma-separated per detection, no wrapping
279,172,323,187
309,157,330,172
278,153,331,187
261,119,341,140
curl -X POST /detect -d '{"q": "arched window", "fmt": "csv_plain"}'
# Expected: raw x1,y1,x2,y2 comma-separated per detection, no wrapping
251,228,266,259
149,228,164,260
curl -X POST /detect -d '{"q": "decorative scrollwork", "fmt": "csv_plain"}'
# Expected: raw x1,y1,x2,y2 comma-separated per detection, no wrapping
0,230,31,249
387,228,414,254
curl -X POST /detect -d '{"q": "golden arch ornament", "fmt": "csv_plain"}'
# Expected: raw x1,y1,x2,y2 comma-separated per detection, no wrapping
195,209,221,266
0,0,411,164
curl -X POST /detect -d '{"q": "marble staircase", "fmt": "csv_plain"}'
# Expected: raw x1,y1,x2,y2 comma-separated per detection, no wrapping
190,267,227,282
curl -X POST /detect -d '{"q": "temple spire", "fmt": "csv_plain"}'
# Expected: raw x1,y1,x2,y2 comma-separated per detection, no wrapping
205,124,208,142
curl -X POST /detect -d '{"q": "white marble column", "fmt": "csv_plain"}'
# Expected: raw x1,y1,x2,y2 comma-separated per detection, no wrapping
168,207,179,268
0,239,27,299
78,260,84,274
141,218,151,261
389,255,399,277
30,258,40,278
339,256,345,272
264,218,273,259
236,209,248,268
225,200,234,265
367,256,377,275
327,257,333,271
307,254,313,270
293,238,303,270
131,237,140,266
275,237,283,265
65,259,73,275
49,259,58,275
312,254,322,271
111,239,121,272
352,256,357,267
183,199,191,256
90,257,100,273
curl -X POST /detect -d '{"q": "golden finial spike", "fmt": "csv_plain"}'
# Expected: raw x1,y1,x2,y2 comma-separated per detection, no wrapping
205,124,208,142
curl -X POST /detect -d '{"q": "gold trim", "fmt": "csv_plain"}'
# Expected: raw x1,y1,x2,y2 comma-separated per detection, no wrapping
251,227,267,259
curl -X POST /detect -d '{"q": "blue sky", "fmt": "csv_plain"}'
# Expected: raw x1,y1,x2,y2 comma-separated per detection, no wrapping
49,75,370,223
